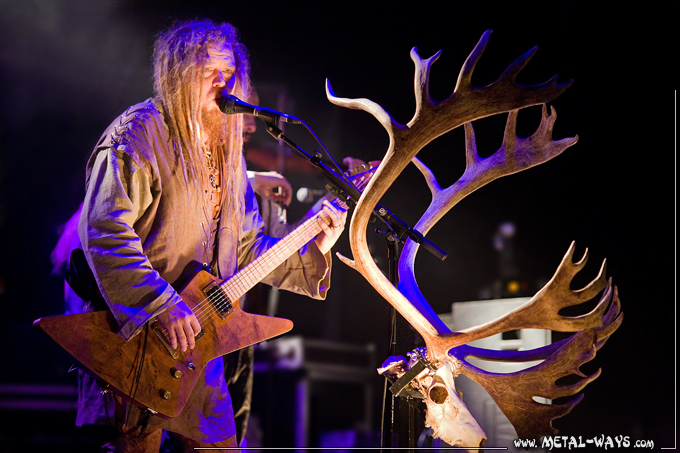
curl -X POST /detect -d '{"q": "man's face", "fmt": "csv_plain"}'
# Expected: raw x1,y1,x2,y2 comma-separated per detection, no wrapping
200,42,236,114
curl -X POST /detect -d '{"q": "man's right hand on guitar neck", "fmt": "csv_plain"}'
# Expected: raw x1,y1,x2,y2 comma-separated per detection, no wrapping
157,300,202,352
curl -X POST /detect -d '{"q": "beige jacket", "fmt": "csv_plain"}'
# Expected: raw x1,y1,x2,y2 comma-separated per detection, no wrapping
76,99,331,441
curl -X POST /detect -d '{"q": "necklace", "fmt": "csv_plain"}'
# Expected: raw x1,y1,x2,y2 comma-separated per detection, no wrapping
203,147,222,219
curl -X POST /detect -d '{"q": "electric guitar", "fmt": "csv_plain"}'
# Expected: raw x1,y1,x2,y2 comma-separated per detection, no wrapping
34,161,378,419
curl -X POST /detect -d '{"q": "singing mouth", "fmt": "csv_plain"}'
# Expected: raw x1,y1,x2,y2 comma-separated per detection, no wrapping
212,93,226,109
205,95,220,111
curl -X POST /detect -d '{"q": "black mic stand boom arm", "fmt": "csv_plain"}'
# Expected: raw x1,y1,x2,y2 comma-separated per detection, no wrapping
263,123,447,261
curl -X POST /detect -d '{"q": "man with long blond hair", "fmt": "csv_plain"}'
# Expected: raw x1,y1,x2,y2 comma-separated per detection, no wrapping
75,19,345,451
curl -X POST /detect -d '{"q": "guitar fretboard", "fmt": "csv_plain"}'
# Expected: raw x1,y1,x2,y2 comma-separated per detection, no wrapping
218,208,334,303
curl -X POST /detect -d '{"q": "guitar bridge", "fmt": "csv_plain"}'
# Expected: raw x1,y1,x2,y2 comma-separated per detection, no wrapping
153,324,179,359
203,281,233,319
152,324,205,359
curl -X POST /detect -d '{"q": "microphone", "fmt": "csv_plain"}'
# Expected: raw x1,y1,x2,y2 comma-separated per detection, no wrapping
218,95,301,124
296,187,327,204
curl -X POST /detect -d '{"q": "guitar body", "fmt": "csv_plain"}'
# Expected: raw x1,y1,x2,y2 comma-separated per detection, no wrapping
33,270,293,418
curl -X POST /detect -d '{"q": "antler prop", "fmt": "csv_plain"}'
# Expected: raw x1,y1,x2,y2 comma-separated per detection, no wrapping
328,30,622,446
328,29,573,357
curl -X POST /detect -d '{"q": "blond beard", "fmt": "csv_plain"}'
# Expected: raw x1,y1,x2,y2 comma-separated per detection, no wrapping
201,105,229,148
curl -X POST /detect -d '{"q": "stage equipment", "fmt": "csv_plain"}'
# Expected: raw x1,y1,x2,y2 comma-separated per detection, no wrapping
252,336,377,448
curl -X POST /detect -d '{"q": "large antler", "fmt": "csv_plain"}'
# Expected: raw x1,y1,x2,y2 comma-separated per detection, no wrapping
400,105,577,346
329,30,623,443
328,30,573,357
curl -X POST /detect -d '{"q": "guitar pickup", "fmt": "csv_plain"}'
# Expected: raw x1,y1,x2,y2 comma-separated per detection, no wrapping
203,281,233,319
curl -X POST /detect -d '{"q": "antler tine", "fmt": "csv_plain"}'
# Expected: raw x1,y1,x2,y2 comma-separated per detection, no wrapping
409,47,442,124
325,80,397,134
594,285,623,350
412,156,441,194
454,30,491,92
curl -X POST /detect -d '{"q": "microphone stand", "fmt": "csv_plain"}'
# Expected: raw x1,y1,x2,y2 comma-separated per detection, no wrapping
263,120,444,450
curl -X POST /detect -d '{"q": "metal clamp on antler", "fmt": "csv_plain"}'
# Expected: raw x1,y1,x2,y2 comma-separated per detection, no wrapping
387,348,438,398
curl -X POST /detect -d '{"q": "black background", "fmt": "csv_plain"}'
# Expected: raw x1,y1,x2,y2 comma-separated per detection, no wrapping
0,0,674,449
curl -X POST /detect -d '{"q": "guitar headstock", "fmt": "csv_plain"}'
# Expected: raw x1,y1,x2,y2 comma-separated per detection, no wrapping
327,160,381,210
344,160,381,192
310,160,381,231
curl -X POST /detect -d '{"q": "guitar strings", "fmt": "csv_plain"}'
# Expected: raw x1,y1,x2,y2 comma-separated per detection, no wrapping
190,172,368,325
154,211,327,341
193,210,329,324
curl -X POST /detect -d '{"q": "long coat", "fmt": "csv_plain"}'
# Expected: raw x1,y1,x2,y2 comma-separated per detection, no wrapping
76,99,331,442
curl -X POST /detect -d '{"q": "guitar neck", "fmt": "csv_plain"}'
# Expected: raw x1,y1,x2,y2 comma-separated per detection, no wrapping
217,161,378,305
218,209,333,302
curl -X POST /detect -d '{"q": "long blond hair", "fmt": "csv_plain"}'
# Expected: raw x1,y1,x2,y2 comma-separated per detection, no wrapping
152,19,251,238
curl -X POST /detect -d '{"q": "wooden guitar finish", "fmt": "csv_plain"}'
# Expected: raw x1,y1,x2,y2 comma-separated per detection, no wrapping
34,162,378,419
34,271,293,419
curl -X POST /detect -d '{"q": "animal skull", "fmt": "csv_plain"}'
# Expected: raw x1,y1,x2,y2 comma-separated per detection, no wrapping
379,352,487,450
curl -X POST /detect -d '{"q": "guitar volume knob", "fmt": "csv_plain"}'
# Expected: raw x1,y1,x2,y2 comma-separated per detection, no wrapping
160,390,171,400
171,368,182,379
